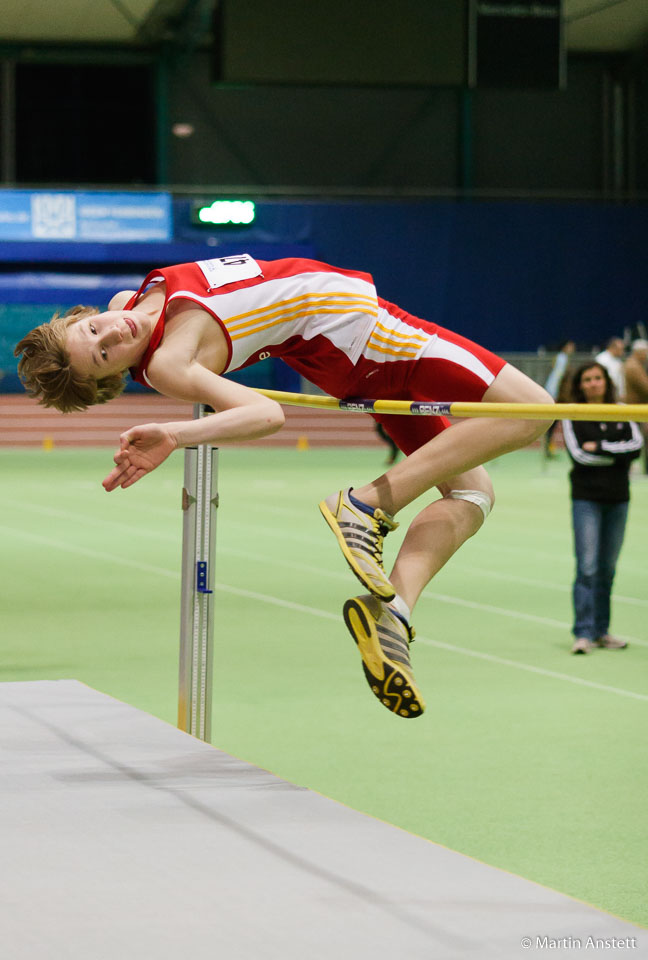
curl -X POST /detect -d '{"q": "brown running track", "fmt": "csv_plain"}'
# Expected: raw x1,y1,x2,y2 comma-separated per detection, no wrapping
0,394,382,448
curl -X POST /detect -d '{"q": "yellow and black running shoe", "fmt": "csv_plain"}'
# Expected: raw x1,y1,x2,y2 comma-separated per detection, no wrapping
343,594,425,719
319,488,398,600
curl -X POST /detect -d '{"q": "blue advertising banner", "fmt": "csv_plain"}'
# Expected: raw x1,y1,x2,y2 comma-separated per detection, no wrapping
0,190,172,242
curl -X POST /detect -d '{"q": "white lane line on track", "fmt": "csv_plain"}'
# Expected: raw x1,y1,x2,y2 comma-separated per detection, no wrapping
5,496,648,608
469,538,648,578
3,518,646,648
419,638,648,703
0,498,178,543
419,591,648,648
215,584,648,704
451,563,648,609
0,525,179,580
2,522,646,703
220,546,648,649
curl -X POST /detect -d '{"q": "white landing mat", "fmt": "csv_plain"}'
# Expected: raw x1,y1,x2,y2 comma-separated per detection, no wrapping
1,680,644,959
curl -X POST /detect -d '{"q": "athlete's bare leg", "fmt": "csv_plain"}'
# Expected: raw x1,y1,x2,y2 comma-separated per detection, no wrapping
388,467,493,612
352,364,551,515
334,364,550,719
338,465,494,720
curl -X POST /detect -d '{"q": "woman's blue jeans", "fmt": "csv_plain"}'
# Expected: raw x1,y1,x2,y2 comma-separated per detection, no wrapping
571,499,628,641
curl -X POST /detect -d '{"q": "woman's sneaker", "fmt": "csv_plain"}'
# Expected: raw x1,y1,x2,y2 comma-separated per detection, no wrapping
571,637,593,654
342,595,425,719
319,489,397,600
594,634,628,650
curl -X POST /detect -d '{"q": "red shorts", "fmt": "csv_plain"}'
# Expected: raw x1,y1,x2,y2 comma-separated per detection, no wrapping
346,306,506,456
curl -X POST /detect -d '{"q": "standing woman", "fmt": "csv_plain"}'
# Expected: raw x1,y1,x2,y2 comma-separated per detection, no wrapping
563,362,643,654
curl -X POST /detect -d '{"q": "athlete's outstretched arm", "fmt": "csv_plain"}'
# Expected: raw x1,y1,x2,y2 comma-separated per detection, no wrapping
102,361,284,491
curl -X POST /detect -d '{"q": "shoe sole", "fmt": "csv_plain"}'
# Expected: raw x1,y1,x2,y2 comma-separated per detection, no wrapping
343,598,425,719
319,499,395,601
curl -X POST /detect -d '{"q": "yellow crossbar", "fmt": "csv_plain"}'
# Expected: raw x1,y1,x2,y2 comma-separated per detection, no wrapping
255,389,648,423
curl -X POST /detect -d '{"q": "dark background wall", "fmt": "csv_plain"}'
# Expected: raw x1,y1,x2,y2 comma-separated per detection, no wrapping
3,48,646,194
472,58,605,192
165,52,642,193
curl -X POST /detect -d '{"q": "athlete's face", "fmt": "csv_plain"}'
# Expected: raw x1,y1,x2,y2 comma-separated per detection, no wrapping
579,365,607,403
66,310,154,379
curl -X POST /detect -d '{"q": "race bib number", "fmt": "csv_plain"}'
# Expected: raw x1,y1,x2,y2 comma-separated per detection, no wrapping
197,254,262,290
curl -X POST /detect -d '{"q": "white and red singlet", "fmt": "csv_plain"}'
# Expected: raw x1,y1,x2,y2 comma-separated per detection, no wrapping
127,254,506,454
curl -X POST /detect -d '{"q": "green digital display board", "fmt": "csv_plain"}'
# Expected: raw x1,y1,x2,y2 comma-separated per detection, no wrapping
192,200,256,226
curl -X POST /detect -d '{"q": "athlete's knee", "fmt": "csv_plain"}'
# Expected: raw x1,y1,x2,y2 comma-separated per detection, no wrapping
522,381,554,406
446,487,494,522
518,414,553,446
440,468,495,523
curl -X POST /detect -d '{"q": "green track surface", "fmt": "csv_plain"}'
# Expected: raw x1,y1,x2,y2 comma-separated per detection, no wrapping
2,445,647,927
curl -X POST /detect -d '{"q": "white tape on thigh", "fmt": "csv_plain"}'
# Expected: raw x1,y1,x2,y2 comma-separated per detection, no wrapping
446,488,493,520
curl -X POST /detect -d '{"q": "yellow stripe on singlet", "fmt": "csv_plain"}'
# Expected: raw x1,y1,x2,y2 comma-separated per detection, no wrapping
374,319,427,343
366,340,419,359
227,294,377,340
227,292,378,335
230,305,377,341
367,331,421,356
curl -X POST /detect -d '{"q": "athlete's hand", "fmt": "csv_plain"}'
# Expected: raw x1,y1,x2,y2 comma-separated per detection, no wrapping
102,423,178,491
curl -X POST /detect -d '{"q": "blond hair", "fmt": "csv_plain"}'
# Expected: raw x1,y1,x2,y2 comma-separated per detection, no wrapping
14,306,127,413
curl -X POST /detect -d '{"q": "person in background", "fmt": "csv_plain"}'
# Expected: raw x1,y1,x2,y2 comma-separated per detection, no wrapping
375,421,401,465
623,339,648,473
543,339,575,457
562,362,643,655
595,337,626,400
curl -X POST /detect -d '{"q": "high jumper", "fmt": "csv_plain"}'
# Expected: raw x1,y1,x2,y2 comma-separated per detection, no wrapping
15,254,553,718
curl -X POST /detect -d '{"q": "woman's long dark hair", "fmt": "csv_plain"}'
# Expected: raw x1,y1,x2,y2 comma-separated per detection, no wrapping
569,362,616,404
